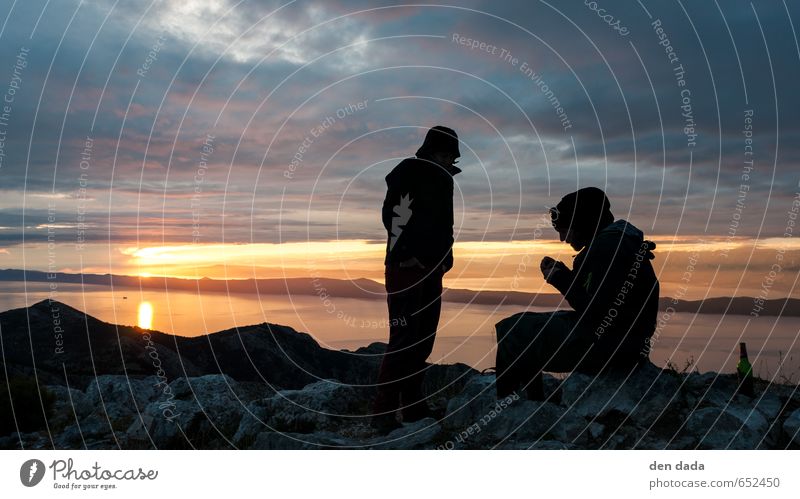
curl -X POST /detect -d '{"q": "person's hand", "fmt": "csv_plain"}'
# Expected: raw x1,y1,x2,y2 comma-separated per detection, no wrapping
540,256,566,282
540,256,555,275
399,256,426,270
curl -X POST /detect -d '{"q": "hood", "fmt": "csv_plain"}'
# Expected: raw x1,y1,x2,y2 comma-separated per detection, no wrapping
600,219,643,241
597,219,657,259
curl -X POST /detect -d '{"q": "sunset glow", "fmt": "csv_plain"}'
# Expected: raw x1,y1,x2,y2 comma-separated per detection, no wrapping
138,302,154,330
122,237,755,273
60,236,789,300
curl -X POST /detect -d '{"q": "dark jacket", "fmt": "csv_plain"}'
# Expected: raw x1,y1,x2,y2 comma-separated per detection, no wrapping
548,219,660,368
382,157,461,270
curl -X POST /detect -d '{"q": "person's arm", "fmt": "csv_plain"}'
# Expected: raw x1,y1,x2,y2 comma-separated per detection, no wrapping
441,248,453,273
543,257,584,307
382,167,424,267
549,261,592,312
554,237,629,317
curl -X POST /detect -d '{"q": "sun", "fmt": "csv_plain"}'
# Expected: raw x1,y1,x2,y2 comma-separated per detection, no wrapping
138,302,153,330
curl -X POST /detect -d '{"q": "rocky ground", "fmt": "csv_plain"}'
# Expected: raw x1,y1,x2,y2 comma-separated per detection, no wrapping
3,362,799,450
2,300,799,449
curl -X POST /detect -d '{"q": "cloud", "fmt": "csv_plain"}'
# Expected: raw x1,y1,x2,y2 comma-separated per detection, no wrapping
0,0,798,256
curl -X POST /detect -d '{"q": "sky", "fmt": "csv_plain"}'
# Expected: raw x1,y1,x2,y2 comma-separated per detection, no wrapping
0,0,798,299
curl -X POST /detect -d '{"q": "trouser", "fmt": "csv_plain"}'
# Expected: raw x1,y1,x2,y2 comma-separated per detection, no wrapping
374,265,443,414
495,311,599,398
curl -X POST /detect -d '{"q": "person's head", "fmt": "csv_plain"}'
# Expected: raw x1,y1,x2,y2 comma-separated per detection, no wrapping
416,126,460,170
549,187,614,251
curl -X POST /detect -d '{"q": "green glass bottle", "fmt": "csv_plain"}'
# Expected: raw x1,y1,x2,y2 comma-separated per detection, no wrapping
736,342,754,397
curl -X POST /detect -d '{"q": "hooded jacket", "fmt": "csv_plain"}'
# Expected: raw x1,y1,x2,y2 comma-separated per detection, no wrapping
548,219,660,368
382,157,461,270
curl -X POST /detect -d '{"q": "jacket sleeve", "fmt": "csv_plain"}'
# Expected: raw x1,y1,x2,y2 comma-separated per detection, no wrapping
548,265,587,311
382,169,418,263
550,264,593,313
549,236,630,318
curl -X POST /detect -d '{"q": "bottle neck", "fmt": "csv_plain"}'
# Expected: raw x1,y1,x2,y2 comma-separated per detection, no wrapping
739,343,749,359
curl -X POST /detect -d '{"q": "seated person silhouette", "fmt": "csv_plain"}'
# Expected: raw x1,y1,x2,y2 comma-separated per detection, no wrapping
495,187,660,400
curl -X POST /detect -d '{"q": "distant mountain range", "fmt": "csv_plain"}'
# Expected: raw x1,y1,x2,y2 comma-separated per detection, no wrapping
2,268,798,316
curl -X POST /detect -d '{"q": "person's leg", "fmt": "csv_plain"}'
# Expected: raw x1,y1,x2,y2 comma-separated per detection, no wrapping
495,311,590,400
374,266,428,418
495,312,532,398
400,270,443,421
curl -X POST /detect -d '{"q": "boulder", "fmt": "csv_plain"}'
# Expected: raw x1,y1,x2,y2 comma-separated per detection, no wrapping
443,374,588,448
560,363,681,425
686,406,769,449
54,413,117,449
442,375,497,431
83,375,159,420
234,379,370,445
249,430,362,449
783,408,800,446
116,374,246,448
375,418,442,449
46,384,93,427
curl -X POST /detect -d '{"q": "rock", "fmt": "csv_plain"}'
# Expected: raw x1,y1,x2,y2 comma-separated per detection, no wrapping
250,431,315,450
233,379,371,446
125,415,156,447
84,375,159,420
129,374,247,448
0,431,49,450
442,375,496,431
250,430,358,449
46,384,93,426
233,407,267,446
636,433,695,450
752,392,783,421
698,382,751,409
53,424,85,449
423,364,479,401
686,406,769,449
683,371,726,392
142,410,185,447
597,422,642,449
443,375,588,448
0,435,18,449
665,436,697,449
169,374,238,400
726,405,770,434
586,422,605,440
54,413,119,449
144,401,237,448
783,409,800,446
375,418,442,449
487,399,577,445
496,439,576,450
561,363,681,427
556,363,688,448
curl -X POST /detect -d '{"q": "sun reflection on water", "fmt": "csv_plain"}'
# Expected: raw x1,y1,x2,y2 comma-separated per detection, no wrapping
138,301,153,330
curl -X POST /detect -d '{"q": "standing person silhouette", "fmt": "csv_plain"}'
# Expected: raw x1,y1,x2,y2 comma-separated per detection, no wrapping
372,126,461,432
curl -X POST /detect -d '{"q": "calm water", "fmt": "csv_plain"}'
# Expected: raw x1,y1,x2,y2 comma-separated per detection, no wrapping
2,282,799,377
